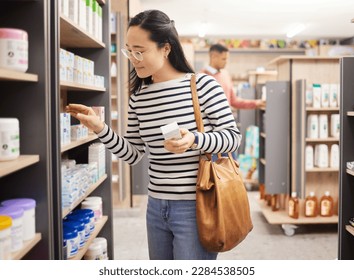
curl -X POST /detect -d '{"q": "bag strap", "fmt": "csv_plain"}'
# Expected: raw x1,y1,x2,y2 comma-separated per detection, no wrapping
191,74,213,160
190,74,204,132
190,74,235,163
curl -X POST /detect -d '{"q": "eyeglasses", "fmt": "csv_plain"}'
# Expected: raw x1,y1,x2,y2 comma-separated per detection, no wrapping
121,48,144,61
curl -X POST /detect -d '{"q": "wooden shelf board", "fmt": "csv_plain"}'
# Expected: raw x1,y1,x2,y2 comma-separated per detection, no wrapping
62,174,108,218
260,132,266,138
305,137,339,142
345,225,354,236
306,167,339,172
0,155,40,178
196,48,305,54
268,55,341,66
346,169,354,176
248,70,278,76
60,16,105,48
0,68,38,82
12,233,41,260
111,95,118,99
60,81,106,92
69,216,108,260
260,158,266,165
61,134,98,152
259,200,338,224
347,111,354,116
306,107,339,112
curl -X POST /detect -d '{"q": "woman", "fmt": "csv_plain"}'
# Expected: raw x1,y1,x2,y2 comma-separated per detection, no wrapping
66,9,241,260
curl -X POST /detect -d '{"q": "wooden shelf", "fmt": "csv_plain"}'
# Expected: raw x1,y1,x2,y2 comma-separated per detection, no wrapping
268,55,341,66
346,225,354,236
0,68,38,82
69,216,108,260
61,134,98,152
347,111,354,116
0,155,40,178
259,200,338,225
306,107,339,112
260,158,266,165
60,16,105,48
346,169,354,176
12,233,41,260
62,174,107,218
196,48,305,54
111,95,118,99
306,167,339,172
60,81,106,92
260,132,266,138
305,137,339,142
248,70,277,76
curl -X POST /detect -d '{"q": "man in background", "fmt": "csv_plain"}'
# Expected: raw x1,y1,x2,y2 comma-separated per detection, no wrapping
201,43,265,109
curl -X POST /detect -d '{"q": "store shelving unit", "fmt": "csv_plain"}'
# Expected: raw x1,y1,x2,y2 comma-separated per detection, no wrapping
49,0,114,259
258,81,290,195
0,0,53,259
293,79,340,200
264,56,341,232
110,2,132,208
338,56,354,259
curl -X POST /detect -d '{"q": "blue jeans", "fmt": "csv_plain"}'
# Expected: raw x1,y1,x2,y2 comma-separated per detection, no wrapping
146,196,218,260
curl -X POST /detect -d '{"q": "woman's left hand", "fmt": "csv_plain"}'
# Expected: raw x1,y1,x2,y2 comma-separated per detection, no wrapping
164,128,195,154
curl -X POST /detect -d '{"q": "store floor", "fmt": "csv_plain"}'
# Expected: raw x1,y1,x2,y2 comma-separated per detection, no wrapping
113,191,338,260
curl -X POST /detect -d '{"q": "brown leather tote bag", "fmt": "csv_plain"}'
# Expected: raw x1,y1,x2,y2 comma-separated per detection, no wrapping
191,74,253,252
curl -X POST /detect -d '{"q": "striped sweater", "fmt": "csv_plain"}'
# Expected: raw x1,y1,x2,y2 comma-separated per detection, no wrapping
97,73,242,200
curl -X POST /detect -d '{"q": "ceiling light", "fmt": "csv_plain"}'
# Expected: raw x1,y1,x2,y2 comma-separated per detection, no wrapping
286,23,307,38
198,22,207,38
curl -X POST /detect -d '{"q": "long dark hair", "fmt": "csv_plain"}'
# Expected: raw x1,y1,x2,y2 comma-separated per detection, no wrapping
128,10,194,94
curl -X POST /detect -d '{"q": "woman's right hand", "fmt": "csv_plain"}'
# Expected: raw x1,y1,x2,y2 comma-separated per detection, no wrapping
65,103,105,134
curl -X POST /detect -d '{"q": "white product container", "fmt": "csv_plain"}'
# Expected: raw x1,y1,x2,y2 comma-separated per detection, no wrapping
330,114,340,138
0,216,12,260
329,84,338,108
81,196,102,222
312,84,321,108
305,85,313,107
84,242,103,260
92,237,108,260
1,198,36,241
0,28,28,72
318,114,328,139
307,114,319,139
0,206,24,252
305,145,314,170
63,226,79,259
315,144,328,168
0,118,20,161
330,144,339,168
321,84,329,108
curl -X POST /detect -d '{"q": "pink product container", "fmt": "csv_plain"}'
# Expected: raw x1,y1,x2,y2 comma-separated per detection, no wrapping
0,28,28,72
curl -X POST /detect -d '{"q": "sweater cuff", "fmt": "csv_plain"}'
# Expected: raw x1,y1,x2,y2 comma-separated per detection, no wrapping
96,123,109,138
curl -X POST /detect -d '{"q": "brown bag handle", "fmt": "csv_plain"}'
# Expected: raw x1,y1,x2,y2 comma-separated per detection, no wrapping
190,74,235,162
190,74,204,132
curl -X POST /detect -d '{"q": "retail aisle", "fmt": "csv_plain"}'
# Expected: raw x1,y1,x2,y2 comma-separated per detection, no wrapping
113,191,337,260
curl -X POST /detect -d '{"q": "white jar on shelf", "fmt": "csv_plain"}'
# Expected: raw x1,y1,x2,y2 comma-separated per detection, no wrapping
0,28,28,72
0,216,12,260
0,118,20,161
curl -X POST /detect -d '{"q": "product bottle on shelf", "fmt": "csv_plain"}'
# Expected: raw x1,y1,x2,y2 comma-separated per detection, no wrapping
305,191,318,217
320,191,334,217
271,194,279,211
288,192,299,219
